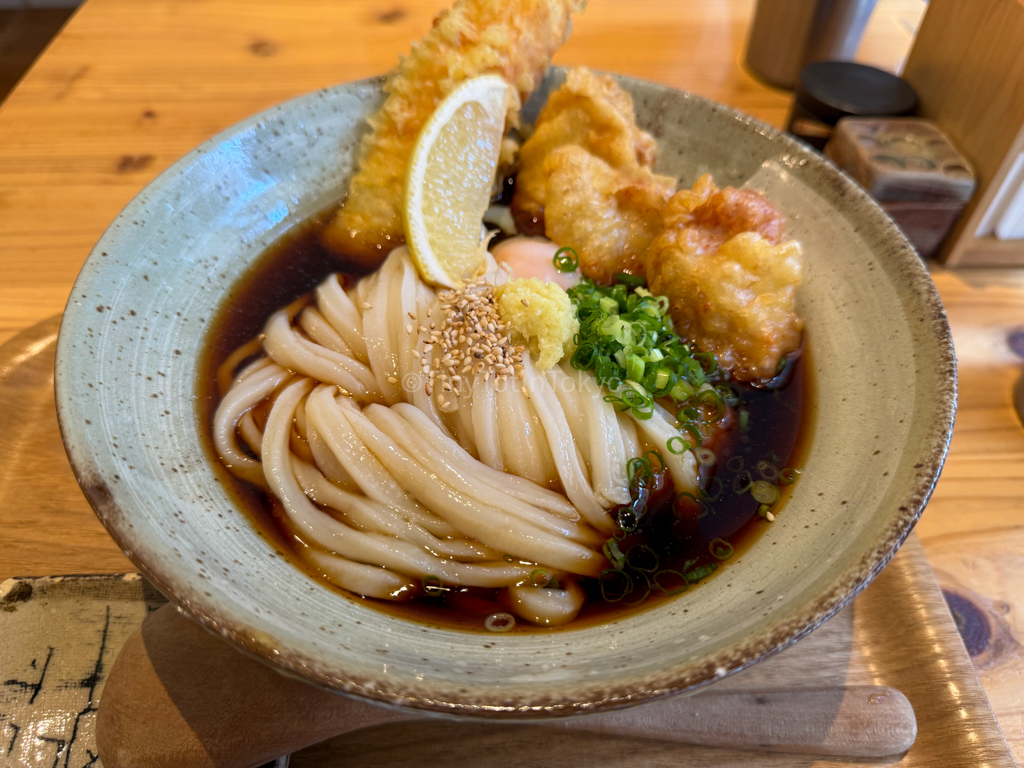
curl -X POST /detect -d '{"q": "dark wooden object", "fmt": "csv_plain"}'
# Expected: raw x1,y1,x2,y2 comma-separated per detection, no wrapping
825,117,975,258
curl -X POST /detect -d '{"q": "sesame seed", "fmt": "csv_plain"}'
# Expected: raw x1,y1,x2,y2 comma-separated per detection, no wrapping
405,324,413,334
362,302,373,310
386,376,399,384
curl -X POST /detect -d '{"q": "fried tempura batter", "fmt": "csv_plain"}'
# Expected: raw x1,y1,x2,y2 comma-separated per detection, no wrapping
321,0,583,270
645,174,803,382
512,68,667,224
543,145,674,284
512,69,676,283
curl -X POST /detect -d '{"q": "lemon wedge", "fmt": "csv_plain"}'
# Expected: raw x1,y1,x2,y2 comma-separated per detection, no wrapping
403,75,513,288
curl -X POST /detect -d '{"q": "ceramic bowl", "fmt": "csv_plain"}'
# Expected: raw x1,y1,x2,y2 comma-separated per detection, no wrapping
55,70,956,717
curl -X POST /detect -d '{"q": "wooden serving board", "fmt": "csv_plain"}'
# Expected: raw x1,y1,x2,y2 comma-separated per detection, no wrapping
0,315,1015,766
0,540,1012,767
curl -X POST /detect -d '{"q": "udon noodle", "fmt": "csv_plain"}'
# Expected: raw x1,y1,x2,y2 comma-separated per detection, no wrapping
213,247,697,626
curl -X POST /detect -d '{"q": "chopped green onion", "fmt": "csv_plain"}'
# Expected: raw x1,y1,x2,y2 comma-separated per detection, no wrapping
422,575,447,596
530,569,553,587
502,554,514,564
484,612,516,632
666,436,689,455
779,467,800,485
685,562,719,583
652,367,672,391
553,247,578,272
693,351,719,376
599,569,633,602
598,295,619,315
626,353,645,382
653,570,689,596
751,480,781,505
695,447,717,466
623,571,652,605
709,538,735,560
570,343,599,370
643,450,666,476
694,388,725,422
566,276,720,424
617,507,639,531
733,470,754,494
739,409,750,432
700,476,724,502
619,384,654,419
679,421,702,446
626,544,659,573
756,460,779,482
674,491,709,520
603,538,627,569
715,383,741,407
670,380,696,402
627,455,652,483
726,456,745,472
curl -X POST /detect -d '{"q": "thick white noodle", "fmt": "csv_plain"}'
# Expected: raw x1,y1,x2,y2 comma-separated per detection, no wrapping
367,405,601,545
392,403,578,519
299,306,355,357
301,549,415,601
521,357,612,532
291,459,498,560
215,249,711,620
314,274,369,362
470,372,503,470
509,581,585,627
212,362,290,484
306,386,456,537
496,381,557,487
361,252,403,402
264,379,532,588
550,363,631,507
630,407,699,494
336,399,604,577
306,423,359,491
263,310,378,399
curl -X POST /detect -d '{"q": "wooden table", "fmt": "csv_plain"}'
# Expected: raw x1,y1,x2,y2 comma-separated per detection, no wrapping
0,0,1021,762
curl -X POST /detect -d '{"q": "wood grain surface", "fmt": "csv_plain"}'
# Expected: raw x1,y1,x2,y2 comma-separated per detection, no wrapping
1,0,1021,763
86,538,1009,767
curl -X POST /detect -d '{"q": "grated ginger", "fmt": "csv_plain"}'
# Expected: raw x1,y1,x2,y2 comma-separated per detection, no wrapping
495,278,578,370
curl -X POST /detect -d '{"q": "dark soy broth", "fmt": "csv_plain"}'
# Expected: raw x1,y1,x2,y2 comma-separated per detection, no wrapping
199,212,811,633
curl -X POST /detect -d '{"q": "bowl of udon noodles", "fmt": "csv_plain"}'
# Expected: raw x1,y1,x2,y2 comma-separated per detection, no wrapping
55,65,956,717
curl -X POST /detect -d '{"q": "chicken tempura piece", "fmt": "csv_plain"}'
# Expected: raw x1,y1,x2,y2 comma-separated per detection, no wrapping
645,174,803,383
321,0,584,270
511,68,670,229
543,145,674,284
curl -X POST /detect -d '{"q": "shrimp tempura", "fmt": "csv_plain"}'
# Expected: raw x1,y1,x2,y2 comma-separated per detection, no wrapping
322,0,584,270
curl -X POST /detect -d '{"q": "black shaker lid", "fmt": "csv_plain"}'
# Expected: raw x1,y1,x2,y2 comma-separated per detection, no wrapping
796,61,918,124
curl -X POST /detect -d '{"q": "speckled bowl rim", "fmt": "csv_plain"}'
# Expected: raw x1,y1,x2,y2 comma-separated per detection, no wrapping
56,73,957,718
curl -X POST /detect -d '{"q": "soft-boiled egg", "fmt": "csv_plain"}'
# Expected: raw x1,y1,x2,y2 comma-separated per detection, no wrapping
491,236,580,291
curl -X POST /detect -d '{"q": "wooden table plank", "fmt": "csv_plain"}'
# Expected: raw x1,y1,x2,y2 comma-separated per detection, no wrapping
1,0,1020,762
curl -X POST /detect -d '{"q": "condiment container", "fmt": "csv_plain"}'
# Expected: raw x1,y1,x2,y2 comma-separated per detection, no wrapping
825,117,976,258
745,0,878,90
787,62,918,150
